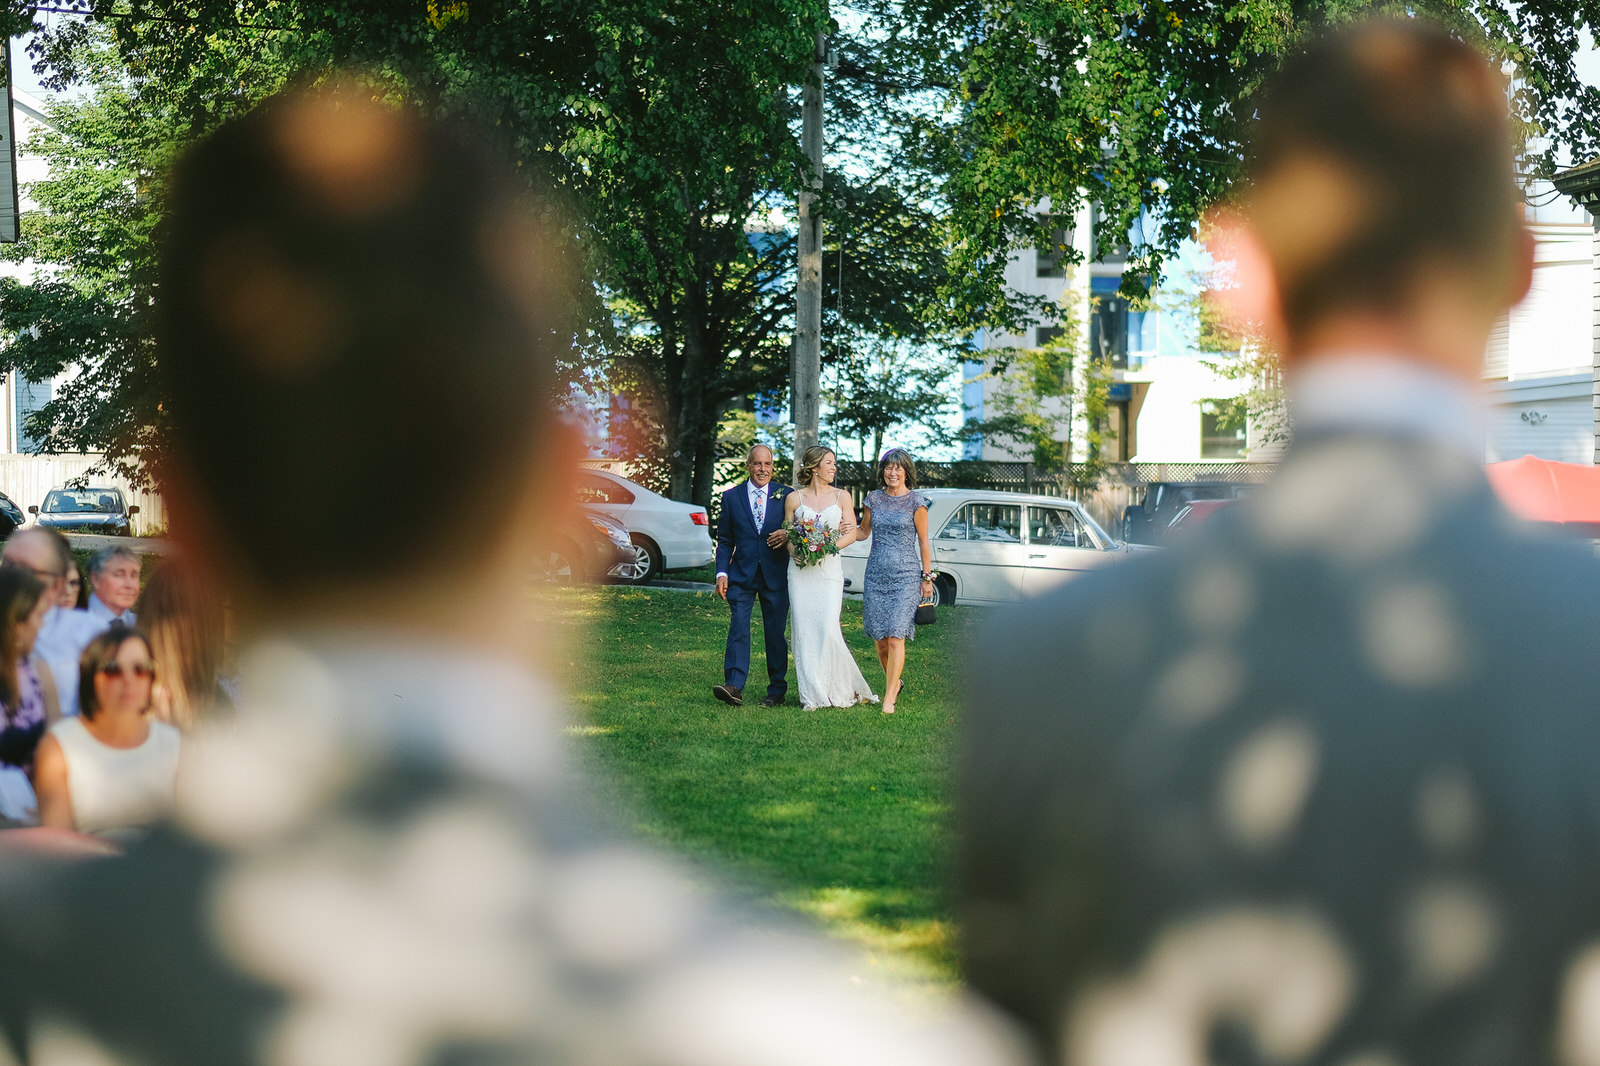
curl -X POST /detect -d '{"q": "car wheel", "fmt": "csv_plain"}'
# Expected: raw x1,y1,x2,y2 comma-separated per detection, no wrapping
532,545,579,585
610,535,661,585
933,575,956,607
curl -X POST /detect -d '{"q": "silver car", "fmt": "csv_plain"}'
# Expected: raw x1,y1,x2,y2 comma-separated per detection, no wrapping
840,488,1139,606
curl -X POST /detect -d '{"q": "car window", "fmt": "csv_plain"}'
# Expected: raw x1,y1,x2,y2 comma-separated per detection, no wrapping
940,503,1021,543
576,472,635,506
43,490,122,514
1029,506,1089,548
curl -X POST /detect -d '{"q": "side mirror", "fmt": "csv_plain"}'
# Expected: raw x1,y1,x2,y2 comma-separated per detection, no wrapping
27,506,37,515
128,505,140,516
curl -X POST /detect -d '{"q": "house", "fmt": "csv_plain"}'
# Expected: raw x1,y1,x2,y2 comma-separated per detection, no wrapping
963,201,1255,466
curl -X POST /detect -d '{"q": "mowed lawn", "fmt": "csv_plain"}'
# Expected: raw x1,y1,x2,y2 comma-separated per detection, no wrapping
553,584,988,988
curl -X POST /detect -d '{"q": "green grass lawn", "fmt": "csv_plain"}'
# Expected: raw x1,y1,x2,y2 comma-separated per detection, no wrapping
557,584,983,988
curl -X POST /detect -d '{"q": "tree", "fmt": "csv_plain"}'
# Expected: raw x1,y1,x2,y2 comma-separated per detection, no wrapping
823,336,955,461
896,0,1600,326
0,33,182,482
16,0,966,509
963,284,1112,482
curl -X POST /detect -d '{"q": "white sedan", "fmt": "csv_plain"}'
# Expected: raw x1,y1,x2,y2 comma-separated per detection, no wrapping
840,488,1141,606
576,468,715,584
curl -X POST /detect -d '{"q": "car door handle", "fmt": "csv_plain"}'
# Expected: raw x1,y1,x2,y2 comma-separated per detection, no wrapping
1029,553,1046,558
936,546,955,553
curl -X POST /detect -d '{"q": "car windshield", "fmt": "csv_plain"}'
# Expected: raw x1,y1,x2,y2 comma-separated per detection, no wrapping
43,490,123,515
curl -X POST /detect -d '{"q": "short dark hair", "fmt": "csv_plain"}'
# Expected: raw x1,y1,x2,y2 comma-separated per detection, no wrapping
78,627,152,721
160,86,571,594
878,448,918,489
1246,19,1521,338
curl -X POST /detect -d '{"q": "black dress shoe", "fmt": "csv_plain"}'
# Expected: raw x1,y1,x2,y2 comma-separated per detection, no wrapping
713,684,744,706
759,694,786,707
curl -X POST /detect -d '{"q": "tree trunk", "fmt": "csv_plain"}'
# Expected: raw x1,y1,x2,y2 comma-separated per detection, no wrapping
872,426,883,464
670,316,720,509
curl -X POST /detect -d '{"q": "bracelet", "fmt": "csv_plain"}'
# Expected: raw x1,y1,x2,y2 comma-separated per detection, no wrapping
920,571,935,581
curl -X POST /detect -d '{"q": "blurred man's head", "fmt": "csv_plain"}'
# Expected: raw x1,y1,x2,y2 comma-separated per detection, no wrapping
0,529,67,604
1216,19,1531,375
159,87,572,625
89,546,141,614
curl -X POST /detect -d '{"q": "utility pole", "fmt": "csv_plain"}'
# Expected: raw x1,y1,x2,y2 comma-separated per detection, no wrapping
792,28,825,472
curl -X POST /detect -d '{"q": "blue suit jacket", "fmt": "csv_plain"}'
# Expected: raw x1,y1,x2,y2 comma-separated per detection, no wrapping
716,480,791,590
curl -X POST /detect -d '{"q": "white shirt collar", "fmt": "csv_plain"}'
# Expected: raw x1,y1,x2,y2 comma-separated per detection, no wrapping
1288,354,1486,464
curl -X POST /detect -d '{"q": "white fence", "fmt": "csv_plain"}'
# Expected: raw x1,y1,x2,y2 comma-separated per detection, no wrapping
0,454,165,535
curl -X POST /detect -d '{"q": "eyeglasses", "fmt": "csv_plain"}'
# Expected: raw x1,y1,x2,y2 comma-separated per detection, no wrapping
98,661,155,679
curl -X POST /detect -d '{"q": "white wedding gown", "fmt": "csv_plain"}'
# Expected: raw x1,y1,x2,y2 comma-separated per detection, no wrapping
789,504,878,710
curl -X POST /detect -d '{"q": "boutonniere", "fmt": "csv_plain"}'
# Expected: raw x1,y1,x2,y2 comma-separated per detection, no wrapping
771,489,785,500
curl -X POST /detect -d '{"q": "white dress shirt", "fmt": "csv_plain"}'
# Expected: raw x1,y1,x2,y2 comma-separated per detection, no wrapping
716,481,774,581
87,593,136,629
33,606,109,717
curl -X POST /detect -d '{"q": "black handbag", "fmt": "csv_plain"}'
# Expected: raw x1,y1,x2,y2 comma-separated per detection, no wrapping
914,598,937,626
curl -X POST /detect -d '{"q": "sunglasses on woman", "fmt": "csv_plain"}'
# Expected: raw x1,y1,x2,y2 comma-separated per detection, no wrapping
98,661,155,679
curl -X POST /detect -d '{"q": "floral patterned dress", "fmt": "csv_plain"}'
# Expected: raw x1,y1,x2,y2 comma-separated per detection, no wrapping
862,489,930,641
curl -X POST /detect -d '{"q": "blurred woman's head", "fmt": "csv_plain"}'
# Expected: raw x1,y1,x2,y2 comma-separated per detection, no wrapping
0,563,47,712
61,560,85,609
137,561,227,731
79,628,155,721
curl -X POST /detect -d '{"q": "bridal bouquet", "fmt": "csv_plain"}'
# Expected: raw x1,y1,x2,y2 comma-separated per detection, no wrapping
784,513,841,568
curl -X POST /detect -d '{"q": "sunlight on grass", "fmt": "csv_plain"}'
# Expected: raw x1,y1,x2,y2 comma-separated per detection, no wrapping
564,724,619,737
561,584,984,990
782,886,959,989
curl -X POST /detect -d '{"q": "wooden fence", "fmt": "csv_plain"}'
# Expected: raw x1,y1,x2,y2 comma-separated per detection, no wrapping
0,454,166,535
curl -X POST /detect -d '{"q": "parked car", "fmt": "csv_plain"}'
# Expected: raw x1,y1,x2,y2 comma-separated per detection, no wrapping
575,468,714,584
533,504,634,585
840,489,1142,607
30,487,140,537
1121,481,1255,545
0,491,24,537
1164,498,1240,538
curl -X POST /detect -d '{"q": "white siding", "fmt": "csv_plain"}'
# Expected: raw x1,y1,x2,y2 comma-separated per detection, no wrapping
1484,396,1594,464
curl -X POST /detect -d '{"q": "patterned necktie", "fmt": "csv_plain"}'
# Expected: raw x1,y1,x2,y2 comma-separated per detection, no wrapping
753,485,766,528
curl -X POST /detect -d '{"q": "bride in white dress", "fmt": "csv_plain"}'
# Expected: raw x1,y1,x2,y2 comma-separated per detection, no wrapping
783,446,879,710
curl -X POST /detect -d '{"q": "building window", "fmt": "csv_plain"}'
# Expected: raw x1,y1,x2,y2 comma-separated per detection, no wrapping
1200,399,1247,459
1089,203,1130,265
1035,326,1064,348
1035,216,1073,278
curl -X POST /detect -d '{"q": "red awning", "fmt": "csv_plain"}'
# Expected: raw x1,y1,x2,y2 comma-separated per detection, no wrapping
1486,455,1600,524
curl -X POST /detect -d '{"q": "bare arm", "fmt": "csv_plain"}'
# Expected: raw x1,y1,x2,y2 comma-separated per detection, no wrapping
35,659,60,727
783,491,801,557
33,733,73,830
915,503,934,600
835,489,859,547
857,497,873,539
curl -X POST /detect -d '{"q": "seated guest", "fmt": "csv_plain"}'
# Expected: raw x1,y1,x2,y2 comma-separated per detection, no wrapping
0,564,56,823
1,529,100,717
138,559,231,731
33,628,179,843
85,545,141,627
59,557,85,609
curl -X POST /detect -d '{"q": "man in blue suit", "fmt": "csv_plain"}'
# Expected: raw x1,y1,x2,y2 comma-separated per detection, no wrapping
714,444,790,707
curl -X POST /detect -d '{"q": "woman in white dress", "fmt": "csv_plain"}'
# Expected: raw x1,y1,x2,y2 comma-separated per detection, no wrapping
33,627,180,843
783,446,878,710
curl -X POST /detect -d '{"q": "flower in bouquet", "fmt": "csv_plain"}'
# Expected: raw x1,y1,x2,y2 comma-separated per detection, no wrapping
783,514,842,568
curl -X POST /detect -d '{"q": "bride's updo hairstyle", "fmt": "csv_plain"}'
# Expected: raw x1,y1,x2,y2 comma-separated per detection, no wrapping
878,447,918,489
796,445,835,488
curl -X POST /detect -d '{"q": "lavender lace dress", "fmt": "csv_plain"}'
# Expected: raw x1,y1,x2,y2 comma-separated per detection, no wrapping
0,658,47,769
862,489,930,641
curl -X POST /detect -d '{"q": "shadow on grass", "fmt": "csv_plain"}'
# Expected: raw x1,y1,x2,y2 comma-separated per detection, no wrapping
557,585,984,987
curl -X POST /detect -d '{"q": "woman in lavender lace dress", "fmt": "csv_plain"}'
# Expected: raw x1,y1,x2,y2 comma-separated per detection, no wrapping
858,449,934,715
